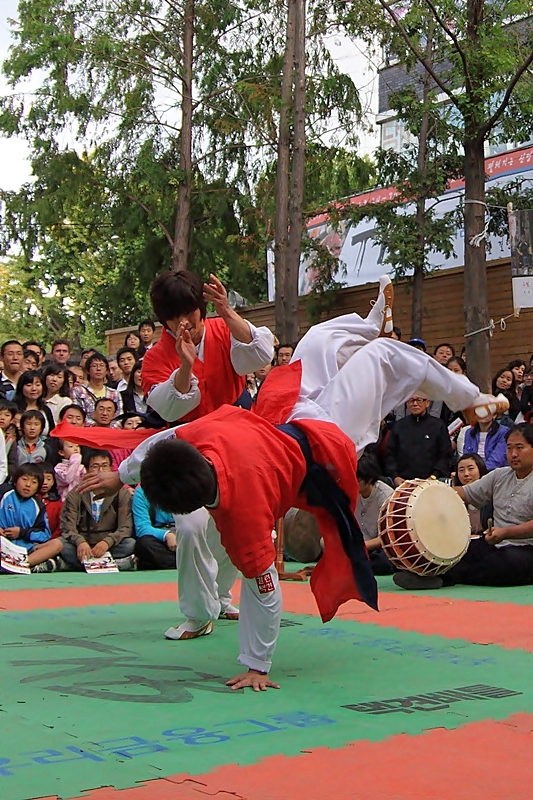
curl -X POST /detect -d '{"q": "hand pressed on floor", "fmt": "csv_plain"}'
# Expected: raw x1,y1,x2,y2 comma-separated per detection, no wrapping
226,670,280,692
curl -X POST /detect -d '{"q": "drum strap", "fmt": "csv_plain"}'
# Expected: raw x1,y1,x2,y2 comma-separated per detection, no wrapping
276,423,378,611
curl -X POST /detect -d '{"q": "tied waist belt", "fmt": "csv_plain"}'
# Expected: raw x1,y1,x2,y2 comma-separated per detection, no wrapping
276,423,378,611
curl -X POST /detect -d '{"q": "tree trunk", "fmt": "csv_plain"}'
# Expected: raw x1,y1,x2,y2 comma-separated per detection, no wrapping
274,0,296,340
173,0,194,272
284,0,305,343
463,135,491,391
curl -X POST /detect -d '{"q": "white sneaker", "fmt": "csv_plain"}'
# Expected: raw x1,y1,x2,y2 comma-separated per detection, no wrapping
463,393,510,425
164,620,214,640
369,275,394,336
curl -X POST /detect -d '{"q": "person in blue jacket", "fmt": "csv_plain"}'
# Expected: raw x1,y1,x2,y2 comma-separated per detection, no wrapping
463,412,508,471
0,463,63,572
133,484,177,570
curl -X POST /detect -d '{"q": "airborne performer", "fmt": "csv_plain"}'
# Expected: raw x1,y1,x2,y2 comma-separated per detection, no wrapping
55,276,507,690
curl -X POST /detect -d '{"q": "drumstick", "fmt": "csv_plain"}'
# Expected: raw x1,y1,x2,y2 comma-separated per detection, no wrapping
487,518,493,537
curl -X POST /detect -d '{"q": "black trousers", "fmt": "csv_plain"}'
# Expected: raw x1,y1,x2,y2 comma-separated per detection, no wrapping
443,537,533,587
135,535,176,570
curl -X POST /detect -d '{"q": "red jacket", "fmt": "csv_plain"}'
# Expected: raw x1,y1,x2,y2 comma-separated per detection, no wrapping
141,318,246,421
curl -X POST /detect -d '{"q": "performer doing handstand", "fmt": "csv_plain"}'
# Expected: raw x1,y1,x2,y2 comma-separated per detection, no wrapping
59,289,507,691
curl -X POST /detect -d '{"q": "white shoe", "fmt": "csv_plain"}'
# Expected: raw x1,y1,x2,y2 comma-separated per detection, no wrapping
219,604,239,620
164,620,214,640
463,393,510,425
369,275,394,336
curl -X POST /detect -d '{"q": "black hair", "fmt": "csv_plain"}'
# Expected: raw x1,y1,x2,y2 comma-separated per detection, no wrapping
116,346,138,364
59,403,87,422
492,367,515,395
455,453,488,485
0,399,17,416
356,453,381,485
392,326,402,340
14,370,45,412
81,348,96,358
123,360,143,398
22,340,46,358
140,439,217,514
42,364,71,398
83,449,112,469
446,356,466,374
20,409,45,434
37,461,60,499
23,349,40,366
85,351,109,372
1,339,22,356
468,418,500,437
94,396,118,411
507,359,526,372
150,270,207,325
12,462,44,492
505,422,533,447
433,342,455,357
276,343,294,352
138,319,156,332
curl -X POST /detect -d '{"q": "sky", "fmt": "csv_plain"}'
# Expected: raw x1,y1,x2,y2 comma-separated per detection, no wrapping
0,2,380,194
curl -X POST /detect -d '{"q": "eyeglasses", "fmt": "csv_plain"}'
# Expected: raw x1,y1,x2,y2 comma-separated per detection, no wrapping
88,463,111,472
407,397,427,404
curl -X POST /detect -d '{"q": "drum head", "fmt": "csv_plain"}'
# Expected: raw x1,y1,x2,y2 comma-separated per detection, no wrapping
283,508,323,563
410,483,470,560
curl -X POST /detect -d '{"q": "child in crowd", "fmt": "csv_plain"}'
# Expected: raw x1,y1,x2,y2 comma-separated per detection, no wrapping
38,463,63,538
54,440,86,500
16,410,49,466
0,399,19,479
0,463,62,572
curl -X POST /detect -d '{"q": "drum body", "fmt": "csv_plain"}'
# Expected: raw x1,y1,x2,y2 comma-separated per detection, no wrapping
377,479,470,575
283,508,323,563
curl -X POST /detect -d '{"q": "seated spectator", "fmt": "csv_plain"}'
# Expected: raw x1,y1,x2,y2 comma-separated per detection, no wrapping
121,362,147,415
59,449,135,570
0,340,24,400
394,423,533,589
138,319,156,351
492,367,521,421
276,343,294,366
15,370,55,435
54,440,86,500
93,397,118,428
385,391,452,484
68,365,84,389
71,352,122,421
116,347,138,392
355,454,394,575
38,463,63,539
124,331,145,359
463,412,508,471
446,356,466,375
508,359,526,400
0,463,62,572
79,348,96,380
23,349,40,372
16,411,50,466
0,399,18,479
454,453,488,536
433,343,455,365
59,404,87,427
42,364,72,424
133,485,177,570
107,357,122,389
408,337,426,352
520,366,533,420
22,341,46,368
50,339,71,366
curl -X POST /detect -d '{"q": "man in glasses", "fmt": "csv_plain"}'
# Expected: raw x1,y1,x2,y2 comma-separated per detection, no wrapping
384,391,453,485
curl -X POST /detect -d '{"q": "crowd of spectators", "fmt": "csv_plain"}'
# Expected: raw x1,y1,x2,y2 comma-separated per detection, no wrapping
0,317,531,581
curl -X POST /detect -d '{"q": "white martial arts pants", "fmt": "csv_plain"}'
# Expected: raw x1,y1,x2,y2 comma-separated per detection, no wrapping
174,509,238,625
289,314,483,453
237,563,281,673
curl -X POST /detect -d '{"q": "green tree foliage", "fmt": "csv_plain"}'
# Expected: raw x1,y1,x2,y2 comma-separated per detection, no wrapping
1,0,368,340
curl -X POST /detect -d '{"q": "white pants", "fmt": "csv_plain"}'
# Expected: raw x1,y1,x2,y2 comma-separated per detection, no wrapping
237,563,282,673
289,314,483,452
174,509,238,625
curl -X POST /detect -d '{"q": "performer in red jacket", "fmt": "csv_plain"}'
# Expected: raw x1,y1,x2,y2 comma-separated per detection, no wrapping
141,270,274,639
